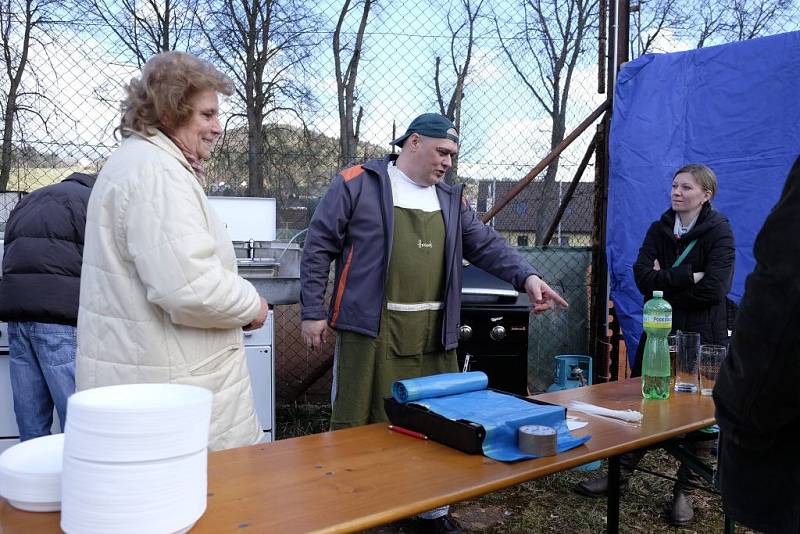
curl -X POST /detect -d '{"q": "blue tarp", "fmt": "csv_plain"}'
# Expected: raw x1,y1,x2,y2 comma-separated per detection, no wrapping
608,32,800,364
393,372,590,462
416,389,590,462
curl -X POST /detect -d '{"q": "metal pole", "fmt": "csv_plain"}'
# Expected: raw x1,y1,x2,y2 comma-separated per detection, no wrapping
591,0,631,383
590,121,611,382
607,455,622,534
618,0,631,69
598,0,607,94
541,133,598,247
557,181,562,244
606,0,617,96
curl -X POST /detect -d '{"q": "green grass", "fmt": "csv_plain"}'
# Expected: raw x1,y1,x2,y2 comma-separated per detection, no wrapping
275,402,331,439
447,450,751,533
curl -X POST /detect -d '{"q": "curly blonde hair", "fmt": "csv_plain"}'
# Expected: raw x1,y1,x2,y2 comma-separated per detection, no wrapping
118,51,233,137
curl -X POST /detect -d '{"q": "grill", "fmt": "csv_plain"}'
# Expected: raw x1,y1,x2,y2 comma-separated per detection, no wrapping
457,265,530,396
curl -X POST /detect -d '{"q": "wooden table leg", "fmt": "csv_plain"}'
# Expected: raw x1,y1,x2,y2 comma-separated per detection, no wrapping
607,455,621,534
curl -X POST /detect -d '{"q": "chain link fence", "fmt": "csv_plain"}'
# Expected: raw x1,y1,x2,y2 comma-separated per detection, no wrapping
1,0,798,402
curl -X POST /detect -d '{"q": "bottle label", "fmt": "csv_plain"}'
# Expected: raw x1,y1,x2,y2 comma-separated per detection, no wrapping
643,315,672,329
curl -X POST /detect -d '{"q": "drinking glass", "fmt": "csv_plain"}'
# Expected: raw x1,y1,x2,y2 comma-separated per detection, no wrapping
699,344,727,395
668,334,678,387
675,332,701,392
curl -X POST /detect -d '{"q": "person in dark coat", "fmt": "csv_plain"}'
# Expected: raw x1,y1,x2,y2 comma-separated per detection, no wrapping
575,164,735,526
714,156,800,534
0,172,95,441
631,164,735,373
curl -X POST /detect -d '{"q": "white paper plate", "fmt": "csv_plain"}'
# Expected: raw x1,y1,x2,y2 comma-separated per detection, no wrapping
0,434,63,504
61,449,207,534
8,499,60,512
65,383,212,462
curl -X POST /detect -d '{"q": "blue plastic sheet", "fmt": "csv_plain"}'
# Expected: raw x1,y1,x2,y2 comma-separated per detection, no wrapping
392,373,590,462
416,390,590,461
608,32,800,363
392,371,488,403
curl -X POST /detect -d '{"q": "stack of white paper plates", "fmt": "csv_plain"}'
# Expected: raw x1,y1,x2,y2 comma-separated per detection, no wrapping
64,383,212,462
0,434,64,512
60,450,207,533
60,383,213,533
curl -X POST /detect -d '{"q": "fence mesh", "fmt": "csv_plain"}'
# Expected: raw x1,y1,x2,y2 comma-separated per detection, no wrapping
1,0,798,402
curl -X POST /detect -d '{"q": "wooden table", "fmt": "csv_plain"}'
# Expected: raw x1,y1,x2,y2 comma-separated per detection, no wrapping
0,378,715,533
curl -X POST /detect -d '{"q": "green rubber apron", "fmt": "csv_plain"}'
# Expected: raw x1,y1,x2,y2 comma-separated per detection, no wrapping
331,206,458,429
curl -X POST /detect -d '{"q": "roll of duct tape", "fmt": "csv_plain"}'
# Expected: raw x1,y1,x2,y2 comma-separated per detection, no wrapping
518,425,557,456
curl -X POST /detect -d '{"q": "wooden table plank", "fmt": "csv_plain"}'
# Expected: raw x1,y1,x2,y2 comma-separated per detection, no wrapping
0,379,715,533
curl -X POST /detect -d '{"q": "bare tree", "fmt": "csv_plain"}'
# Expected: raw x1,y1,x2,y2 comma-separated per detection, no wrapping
434,0,483,183
201,0,317,196
693,0,730,48
633,0,793,51
496,0,598,245
724,0,792,41
79,0,201,67
333,0,373,169
0,0,61,192
629,0,689,56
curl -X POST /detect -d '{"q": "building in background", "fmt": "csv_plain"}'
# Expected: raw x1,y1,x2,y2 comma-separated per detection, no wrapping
477,180,594,247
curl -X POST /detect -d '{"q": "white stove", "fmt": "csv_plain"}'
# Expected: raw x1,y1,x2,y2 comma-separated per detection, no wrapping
244,311,275,442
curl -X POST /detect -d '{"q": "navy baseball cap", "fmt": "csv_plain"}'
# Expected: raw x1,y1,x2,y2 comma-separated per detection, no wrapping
390,113,459,147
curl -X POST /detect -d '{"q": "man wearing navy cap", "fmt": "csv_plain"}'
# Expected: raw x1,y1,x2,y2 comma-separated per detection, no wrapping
300,114,566,531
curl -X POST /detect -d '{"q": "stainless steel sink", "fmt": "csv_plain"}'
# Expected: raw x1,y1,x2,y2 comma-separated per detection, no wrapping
237,258,280,277
234,241,301,305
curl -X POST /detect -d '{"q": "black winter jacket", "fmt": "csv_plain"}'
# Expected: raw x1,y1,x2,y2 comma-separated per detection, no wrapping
714,156,800,534
0,172,96,325
631,203,735,375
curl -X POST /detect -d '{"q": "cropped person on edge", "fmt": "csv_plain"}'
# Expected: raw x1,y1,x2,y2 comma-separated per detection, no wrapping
300,113,567,533
714,156,800,534
76,51,268,451
574,163,735,526
0,172,95,441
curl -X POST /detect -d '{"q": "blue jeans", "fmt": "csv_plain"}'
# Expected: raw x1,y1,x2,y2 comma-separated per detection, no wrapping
8,321,76,441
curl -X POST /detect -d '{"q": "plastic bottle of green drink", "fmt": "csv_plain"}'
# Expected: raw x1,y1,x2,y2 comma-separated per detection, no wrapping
642,290,672,399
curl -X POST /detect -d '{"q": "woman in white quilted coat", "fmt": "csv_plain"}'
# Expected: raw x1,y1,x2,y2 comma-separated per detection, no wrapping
76,52,268,451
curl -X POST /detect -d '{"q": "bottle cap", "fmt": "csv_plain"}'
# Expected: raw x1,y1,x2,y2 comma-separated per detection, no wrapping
653,290,663,298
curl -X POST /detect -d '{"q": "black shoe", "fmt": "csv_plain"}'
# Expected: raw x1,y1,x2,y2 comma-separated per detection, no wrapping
573,474,631,498
669,489,695,526
416,514,463,534
574,451,644,498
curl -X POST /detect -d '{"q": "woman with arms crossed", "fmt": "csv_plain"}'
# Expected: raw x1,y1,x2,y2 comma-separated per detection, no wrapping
576,164,735,526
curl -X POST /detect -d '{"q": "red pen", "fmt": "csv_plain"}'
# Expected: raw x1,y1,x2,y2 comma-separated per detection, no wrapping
388,425,428,440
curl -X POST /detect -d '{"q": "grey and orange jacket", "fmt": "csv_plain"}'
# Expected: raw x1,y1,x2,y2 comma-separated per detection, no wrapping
300,155,540,351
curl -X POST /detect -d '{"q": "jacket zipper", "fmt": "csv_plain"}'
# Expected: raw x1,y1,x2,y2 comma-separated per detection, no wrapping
379,169,391,332
441,184,462,346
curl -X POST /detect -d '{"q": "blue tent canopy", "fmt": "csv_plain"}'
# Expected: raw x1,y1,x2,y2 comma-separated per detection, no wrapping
608,31,800,364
